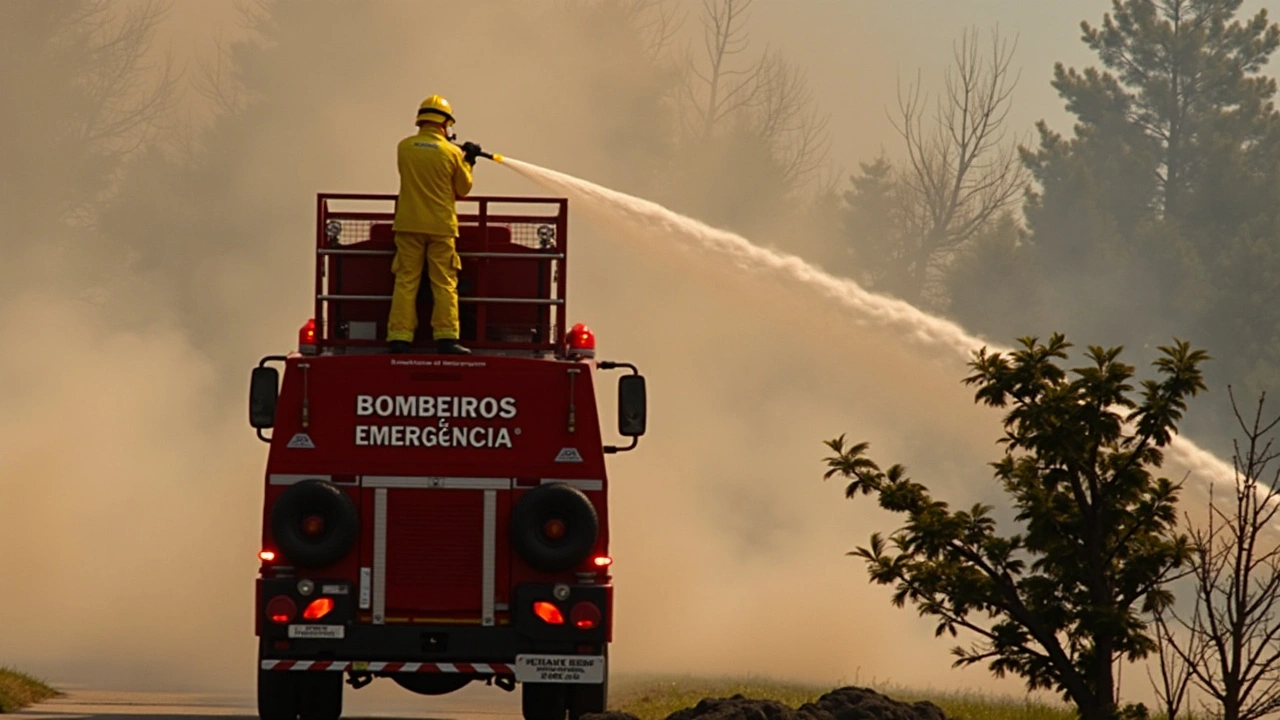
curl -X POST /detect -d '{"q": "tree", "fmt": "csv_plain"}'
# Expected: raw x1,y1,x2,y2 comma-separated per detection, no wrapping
1157,389,1280,720
943,212,1040,337
843,27,1025,308
823,334,1209,720
0,0,176,291
677,0,829,192
1022,0,1280,427
1058,0,1280,218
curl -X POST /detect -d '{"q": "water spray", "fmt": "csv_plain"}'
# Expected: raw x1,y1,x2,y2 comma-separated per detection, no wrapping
495,155,1236,488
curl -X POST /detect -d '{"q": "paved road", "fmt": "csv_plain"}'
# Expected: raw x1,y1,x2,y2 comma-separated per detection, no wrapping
13,681,524,719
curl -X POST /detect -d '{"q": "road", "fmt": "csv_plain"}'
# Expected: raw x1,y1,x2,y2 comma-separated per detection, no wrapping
13,680,524,719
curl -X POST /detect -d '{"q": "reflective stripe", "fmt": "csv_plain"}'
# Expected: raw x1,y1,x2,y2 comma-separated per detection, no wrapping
482,490,497,627
541,478,604,492
363,476,511,490
372,488,388,625
268,474,334,486
261,660,515,674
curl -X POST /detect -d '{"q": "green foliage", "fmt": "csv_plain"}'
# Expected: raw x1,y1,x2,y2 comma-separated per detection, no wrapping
943,214,1041,337
839,156,913,295
1011,0,1280,442
824,335,1208,720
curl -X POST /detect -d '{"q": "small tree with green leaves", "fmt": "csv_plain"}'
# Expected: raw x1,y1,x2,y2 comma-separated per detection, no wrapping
823,334,1208,720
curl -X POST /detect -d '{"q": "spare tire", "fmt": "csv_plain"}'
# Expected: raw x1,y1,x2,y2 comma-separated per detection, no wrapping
270,479,359,568
511,483,599,572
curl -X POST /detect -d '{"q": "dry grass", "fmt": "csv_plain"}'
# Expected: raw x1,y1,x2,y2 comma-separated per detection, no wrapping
0,667,59,713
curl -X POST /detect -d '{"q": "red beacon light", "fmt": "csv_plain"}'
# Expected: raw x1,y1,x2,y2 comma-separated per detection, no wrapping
566,323,595,360
298,318,317,355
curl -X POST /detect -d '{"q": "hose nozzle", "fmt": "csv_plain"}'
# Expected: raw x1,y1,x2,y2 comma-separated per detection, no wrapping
457,140,499,163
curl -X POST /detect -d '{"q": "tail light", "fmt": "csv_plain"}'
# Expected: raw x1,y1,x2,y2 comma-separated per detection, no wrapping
303,598,334,620
566,323,595,359
259,550,276,562
534,601,565,625
570,601,602,630
265,595,297,625
298,318,317,355
592,555,612,568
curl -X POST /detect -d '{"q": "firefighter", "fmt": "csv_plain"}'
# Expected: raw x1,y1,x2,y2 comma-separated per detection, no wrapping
387,94,484,355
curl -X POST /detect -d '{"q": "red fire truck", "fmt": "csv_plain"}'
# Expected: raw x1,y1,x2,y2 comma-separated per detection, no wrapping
247,194,647,720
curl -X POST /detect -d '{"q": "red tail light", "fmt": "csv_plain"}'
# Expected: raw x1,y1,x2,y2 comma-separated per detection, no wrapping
303,598,334,620
592,555,612,567
258,550,276,562
266,595,297,625
534,601,565,625
298,318,317,354
566,323,595,359
570,601,602,630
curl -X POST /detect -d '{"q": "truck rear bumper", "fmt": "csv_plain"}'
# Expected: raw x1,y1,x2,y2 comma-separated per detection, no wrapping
260,658,514,675
259,622,596,664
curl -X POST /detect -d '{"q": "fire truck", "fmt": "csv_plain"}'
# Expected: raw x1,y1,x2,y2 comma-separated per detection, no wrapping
246,194,647,720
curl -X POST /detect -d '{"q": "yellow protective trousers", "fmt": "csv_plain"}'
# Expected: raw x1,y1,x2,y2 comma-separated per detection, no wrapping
387,232,461,342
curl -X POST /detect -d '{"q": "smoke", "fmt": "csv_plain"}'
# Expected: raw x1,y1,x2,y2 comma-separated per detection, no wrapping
0,0,1236,706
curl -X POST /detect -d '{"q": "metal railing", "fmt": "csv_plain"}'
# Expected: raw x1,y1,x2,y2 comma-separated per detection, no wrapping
313,193,569,354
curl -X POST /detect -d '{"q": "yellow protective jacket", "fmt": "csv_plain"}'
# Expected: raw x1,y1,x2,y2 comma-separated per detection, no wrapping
392,126,474,236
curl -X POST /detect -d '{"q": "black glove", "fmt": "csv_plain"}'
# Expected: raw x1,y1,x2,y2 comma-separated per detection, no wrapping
461,141,483,166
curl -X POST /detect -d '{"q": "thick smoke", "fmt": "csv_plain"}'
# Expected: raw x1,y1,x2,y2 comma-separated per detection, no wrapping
0,0,1232,707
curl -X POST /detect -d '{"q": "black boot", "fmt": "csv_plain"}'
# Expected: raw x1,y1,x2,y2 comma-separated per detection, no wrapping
389,340,413,354
435,338,471,355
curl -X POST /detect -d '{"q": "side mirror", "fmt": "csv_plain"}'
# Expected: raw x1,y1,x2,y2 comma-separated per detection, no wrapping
617,374,647,437
249,366,280,429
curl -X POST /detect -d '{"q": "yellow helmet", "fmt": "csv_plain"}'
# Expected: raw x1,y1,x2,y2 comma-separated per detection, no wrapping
416,95,455,127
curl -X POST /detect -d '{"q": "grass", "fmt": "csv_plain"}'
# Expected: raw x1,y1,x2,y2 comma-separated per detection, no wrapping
0,667,59,713
610,675,1077,720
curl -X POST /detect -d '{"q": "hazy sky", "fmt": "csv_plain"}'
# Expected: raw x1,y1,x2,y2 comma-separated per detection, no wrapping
154,0,1185,176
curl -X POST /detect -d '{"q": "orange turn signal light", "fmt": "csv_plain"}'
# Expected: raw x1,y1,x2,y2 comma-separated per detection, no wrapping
303,597,334,620
534,601,565,625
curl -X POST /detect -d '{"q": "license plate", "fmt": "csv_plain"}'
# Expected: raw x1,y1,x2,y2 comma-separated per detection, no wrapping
287,624,345,639
514,654,605,684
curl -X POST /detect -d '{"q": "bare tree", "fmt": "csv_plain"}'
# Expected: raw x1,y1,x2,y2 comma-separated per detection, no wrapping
0,0,178,228
1161,388,1280,720
561,0,684,59
617,0,684,59
889,26,1025,304
678,0,829,187
1149,603,1200,720
750,49,830,186
71,1,179,162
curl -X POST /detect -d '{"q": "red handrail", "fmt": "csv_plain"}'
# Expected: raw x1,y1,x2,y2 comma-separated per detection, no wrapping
313,194,569,355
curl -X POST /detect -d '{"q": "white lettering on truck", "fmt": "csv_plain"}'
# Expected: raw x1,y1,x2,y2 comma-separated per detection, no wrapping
354,395,518,449
355,395,517,419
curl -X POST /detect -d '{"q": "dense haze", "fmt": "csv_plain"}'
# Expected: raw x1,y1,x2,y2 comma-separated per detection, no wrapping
0,0,1273,709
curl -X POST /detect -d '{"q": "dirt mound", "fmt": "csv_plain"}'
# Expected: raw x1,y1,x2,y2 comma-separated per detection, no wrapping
801,687,948,720
588,686,950,720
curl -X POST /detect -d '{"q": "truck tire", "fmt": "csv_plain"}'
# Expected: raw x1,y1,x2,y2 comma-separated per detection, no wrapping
258,668,298,720
522,683,567,720
568,680,607,720
511,483,599,572
568,646,608,720
270,479,359,568
297,672,342,720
